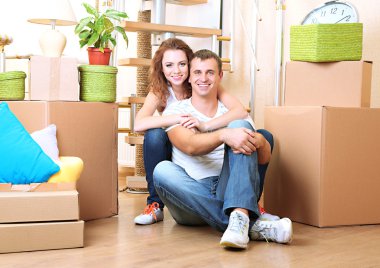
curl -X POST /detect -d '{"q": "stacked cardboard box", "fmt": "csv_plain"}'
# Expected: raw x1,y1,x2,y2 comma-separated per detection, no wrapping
30,56,79,101
264,60,380,227
0,183,84,253
6,101,119,221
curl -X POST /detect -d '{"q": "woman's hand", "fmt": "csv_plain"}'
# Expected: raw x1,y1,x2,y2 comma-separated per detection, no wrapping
179,115,207,132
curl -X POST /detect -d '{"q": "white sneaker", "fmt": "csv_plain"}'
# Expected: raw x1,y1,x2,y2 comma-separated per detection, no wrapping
134,202,164,225
258,205,280,221
250,218,293,244
220,211,250,249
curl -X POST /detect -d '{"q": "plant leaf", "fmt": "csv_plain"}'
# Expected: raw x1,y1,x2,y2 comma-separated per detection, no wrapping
79,30,91,39
104,18,114,34
104,9,128,21
109,36,116,47
74,17,93,34
114,26,129,47
79,39,88,48
83,3,98,18
94,15,105,35
87,32,100,47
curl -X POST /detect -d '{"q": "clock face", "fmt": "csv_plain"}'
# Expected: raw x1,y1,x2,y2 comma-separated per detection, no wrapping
302,1,359,25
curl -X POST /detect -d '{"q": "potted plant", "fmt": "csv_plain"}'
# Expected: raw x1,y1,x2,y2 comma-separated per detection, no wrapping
74,3,128,65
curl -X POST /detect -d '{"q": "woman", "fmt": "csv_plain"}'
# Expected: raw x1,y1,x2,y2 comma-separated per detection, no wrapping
133,38,249,225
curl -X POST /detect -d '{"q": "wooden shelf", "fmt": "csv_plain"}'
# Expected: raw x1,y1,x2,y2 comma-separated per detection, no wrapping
121,21,221,38
119,57,231,72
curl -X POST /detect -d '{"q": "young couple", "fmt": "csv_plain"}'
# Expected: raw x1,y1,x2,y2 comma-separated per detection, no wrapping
133,38,292,249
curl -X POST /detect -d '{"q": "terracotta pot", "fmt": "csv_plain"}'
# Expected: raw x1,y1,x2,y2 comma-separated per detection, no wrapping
87,47,112,65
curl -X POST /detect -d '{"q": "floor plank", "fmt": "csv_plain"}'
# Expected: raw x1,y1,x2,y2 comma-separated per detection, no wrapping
1,191,380,268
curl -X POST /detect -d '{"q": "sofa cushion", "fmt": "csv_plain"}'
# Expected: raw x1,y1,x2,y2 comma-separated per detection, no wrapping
0,102,60,184
31,124,60,163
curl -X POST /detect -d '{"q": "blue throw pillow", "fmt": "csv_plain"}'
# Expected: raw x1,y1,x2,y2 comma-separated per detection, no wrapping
0,102,60,184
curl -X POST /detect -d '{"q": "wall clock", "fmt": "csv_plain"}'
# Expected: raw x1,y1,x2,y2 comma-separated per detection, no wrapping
301,1,359,25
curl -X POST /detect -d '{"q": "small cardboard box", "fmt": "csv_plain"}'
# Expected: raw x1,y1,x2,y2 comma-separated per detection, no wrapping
290,23,363,62
0,189,79,223
284,61,372,108
6,101,118,221
264,106,380,227
0,221,84,253
30,56,79,101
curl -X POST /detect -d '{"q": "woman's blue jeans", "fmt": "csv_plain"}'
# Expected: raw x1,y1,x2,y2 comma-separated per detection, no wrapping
143,128,172,208
152,120,273,232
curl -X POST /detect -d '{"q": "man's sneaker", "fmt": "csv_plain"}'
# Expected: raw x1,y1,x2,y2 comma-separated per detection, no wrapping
134,202,164,225
250,217,293,244
258,205,280,221
220,210,250,249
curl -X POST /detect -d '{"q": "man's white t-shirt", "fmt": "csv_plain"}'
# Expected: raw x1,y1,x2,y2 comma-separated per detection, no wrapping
163,98,228,180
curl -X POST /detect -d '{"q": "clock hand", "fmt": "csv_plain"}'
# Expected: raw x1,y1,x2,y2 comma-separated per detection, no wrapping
335,15,351,24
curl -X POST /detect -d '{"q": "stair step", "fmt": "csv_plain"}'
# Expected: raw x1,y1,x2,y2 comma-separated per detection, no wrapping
121,21,221,38
221,58,230,63
222,63,231,72
119,57,231,71
217,36,231,41
118,128,131,134
125,135,144,145
118,58,151,67
166,0,207,5
126,176,147,190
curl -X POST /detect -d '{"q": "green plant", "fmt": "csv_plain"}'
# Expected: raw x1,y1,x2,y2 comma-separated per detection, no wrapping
74,3,128,52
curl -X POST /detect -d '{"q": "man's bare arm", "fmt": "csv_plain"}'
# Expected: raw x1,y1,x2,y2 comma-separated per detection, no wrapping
167,125,258,156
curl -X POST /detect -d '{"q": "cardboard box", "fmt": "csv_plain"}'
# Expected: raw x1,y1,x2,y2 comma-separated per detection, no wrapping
264,106,380,227
284,61,372,108
6,101,118,221
0,190,79,223
30,56,79,101
0,221,84,253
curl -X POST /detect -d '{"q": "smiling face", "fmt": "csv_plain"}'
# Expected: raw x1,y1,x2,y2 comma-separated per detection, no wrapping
162,49,189,90
189,57,223,98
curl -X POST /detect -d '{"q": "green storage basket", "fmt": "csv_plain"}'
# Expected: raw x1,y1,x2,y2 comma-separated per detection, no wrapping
78,65,118,102
290,23,363,62
0,71,26,100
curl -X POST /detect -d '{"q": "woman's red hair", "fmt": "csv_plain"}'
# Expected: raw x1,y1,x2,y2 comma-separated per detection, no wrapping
148,38,193,107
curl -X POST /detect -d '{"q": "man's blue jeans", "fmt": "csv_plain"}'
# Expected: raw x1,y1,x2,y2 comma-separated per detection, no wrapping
153,120,264,232
143,128,172,208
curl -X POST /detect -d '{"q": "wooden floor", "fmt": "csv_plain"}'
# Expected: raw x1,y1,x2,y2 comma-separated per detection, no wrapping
1,183,380,267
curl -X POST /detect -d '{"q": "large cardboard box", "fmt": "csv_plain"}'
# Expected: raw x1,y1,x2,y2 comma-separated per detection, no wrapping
0,190,79,223
6,101,118,221
0,221,84,253
264,106,380,227
30,56,79,101
284,61,372,107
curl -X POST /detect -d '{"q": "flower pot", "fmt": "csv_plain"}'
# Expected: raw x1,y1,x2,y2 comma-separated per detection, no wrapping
87,47,112,65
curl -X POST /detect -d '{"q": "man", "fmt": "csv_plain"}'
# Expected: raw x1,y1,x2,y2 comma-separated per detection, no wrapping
153,49,292,249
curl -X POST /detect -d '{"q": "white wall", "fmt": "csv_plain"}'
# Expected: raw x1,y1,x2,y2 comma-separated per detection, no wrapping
3,0,378,130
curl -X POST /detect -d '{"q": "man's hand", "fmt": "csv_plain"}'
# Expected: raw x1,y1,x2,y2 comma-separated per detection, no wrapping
220,128,257,155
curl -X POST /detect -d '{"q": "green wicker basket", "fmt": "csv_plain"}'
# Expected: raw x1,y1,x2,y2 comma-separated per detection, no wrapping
0,71,26,100
290,23,363,62
78,65,118,102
